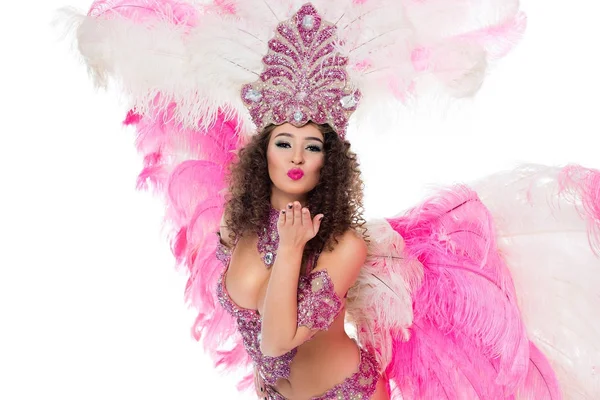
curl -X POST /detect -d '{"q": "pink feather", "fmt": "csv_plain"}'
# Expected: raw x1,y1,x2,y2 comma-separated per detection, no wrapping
516,343,562,399
87,0,200,26
122,105,253,389
456,11,528,60
386,185,561,399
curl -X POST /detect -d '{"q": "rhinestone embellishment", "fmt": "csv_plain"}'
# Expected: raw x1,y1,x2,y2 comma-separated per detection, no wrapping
302,15,315,29
240,3,361,138
264,252,274,265
340,93,358,109
244,88,262,102
257,208,280,269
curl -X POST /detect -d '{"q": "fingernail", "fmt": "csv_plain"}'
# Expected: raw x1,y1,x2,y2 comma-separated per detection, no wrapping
319,216,324,221
287,204,292,209
281,210,285,214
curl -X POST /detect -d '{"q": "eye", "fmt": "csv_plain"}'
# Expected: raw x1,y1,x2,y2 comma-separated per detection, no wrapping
275,141,291,148
306,145,322,152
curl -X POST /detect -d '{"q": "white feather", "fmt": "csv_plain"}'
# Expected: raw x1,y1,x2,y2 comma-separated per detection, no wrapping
57,0,523,134
474,164,600,399
346,219,424,369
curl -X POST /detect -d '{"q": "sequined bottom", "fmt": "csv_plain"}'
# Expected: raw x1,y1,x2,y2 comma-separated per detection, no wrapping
264,347,380,400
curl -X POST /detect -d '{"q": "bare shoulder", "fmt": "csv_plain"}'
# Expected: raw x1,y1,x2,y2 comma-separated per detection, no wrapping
313,229,367,296
321,229,367,261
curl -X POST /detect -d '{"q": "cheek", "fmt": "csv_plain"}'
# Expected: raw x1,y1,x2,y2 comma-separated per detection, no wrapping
266,149,279,171
307,156,325,179
267,148,286,180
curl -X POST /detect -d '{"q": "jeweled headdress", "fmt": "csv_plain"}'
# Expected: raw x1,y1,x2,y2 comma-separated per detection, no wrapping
241,3,359,138
68,0,526,139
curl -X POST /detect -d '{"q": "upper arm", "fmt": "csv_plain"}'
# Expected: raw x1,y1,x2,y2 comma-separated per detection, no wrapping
285,230,367,350
311,230,367,298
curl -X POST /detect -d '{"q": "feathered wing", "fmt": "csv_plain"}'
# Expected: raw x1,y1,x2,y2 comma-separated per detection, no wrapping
385,185,543,399
350,164,599,399
125,105,255,389
346,220,424,370
63,0,256,391
58,0,258,132
473,164,600,399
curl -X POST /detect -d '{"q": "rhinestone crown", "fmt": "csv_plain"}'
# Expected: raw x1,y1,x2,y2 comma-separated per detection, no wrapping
241,3,360,138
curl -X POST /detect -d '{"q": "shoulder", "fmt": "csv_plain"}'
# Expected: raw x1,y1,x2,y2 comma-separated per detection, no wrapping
326,229,367,260
312,229,367,295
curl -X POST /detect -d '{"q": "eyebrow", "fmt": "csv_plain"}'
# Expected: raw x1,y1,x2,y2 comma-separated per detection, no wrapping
274,132,324,143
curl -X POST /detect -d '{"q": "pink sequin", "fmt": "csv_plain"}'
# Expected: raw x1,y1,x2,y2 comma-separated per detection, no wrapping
216,267,297,386
240,3,360,138
297,270,343,330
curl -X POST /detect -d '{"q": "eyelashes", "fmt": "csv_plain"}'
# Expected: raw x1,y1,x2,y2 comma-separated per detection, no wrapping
275,141,291,149
275,141,322,153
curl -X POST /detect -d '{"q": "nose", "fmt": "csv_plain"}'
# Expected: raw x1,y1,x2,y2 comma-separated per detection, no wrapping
291,147,304,165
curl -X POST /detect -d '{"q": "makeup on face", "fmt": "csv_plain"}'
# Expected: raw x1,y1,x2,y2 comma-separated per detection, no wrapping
287,168,304,180
267,124,325,195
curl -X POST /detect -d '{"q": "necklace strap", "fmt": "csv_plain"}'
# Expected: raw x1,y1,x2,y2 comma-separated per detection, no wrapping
257,207,281,268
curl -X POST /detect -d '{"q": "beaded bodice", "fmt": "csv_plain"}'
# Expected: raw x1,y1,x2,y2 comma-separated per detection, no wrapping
216,267,297,385
215,238,343,386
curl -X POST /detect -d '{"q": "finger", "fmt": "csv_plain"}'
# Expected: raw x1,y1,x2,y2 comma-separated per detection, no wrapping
294,201,302,225
302,207,311,227
285,203,293,224
313,214,324,233
277,208,286,228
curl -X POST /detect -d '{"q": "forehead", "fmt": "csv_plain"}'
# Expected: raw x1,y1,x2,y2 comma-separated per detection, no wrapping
271,123,323,140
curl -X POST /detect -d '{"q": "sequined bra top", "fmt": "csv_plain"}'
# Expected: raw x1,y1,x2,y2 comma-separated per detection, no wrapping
215,240,343,386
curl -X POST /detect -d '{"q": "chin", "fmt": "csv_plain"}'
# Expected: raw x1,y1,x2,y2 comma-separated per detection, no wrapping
275,180,318,196
282,184,313,195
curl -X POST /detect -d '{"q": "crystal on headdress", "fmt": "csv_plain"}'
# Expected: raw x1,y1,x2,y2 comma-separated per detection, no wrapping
302,15,315,30
340,93,358,109
245,89,262,102
240,3,360,138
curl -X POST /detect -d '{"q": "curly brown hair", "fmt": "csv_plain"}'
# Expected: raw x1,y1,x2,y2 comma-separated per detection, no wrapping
224,123,366,254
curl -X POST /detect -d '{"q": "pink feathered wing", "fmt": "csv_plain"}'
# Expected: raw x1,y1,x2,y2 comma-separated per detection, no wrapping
124,106,253,389
85,0,254,390
386,186,562,399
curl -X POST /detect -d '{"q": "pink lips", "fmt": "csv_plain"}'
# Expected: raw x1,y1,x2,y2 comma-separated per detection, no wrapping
287,169,304,180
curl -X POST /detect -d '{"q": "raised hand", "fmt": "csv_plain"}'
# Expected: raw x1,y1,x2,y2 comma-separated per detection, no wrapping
277,201,323,250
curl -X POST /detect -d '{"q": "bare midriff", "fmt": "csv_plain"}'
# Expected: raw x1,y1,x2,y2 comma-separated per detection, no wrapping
273,312,361,399
223,234,366,399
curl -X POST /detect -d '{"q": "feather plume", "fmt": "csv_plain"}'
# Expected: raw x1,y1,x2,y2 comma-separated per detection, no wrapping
123,106,254,391
473,164,600,399
346,219,424,369
385,184,560,398
516,342,563,400
58,0,525,133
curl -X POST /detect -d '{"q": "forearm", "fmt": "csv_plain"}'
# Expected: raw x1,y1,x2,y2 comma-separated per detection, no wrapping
260,245,304,356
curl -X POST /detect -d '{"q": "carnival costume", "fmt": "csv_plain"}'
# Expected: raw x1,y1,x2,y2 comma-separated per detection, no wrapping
59,1,600,398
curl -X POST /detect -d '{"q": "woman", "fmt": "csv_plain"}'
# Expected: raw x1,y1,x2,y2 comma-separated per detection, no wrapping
64,1,600,399
218,122,388,399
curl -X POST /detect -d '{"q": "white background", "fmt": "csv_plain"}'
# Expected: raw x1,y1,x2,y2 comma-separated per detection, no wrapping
1,1,599,399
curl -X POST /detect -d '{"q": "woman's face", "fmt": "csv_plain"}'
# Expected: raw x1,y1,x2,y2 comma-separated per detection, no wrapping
267,123,325,196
